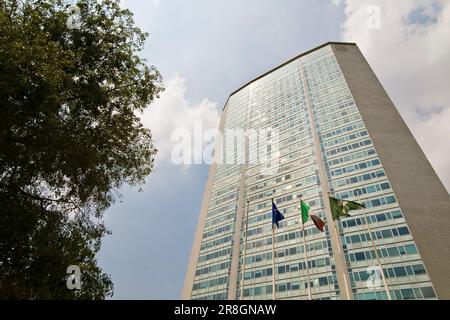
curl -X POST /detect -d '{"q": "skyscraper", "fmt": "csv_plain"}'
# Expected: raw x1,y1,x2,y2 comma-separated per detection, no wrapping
182,42,450,300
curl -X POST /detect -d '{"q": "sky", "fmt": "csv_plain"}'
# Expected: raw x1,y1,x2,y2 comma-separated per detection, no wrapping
97,0,450,299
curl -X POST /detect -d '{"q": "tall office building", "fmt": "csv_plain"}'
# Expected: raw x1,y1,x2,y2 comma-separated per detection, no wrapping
182,42,450,300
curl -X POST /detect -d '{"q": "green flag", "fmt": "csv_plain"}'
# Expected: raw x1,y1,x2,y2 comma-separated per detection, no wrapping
329,196,365,220
300,200,310,224
300,199,326,232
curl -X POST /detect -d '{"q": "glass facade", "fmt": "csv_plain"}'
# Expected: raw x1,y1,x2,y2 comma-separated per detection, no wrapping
188,44,437,300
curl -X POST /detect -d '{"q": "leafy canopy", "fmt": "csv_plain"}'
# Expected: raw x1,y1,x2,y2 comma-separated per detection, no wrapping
0,0,163,299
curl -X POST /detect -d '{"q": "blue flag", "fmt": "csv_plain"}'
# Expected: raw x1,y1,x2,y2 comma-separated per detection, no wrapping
272,200,285,228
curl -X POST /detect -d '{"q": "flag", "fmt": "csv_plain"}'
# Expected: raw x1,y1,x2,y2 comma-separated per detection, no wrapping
310,215,326,232
329,196,365,220
300,199,325,232
300,200,310,224
272,200,285,228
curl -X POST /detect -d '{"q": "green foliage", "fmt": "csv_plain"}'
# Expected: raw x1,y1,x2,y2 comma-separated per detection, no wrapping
0,0,163,299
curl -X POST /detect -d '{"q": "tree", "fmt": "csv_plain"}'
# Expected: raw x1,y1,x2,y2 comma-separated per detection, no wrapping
0,0,163,299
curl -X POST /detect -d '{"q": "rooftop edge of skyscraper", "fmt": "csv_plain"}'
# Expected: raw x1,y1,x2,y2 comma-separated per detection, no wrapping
223,41,358,111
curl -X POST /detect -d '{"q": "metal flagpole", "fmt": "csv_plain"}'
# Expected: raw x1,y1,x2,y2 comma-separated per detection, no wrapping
362,206,392,300
271,198,276,300
299,196,312,300
240,200,250,300
271,225,276,300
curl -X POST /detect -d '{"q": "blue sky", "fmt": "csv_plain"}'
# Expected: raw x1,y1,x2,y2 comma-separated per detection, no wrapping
97,0,450,299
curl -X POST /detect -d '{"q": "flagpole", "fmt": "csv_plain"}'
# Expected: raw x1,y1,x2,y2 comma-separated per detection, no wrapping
240,200,250,300
271,225,276,300
328,191,352,300
362,206,392,300
271,199,276,300
299,196,312,300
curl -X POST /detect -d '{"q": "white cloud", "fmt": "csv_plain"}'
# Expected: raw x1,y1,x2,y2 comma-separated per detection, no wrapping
339,0,450,192
411,107,450,187
140,74,220,165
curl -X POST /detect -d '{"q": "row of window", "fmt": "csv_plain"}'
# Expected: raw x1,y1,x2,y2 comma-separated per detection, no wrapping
308,76,349,103
310,83,351,107
314,99,356,125
206,202,236,219
202,223,234,240
198,248,231,264
346,243,418,263
242,274,338,298
246,186,320,219
244,239,329,267
335,181,391,200
384,264,427,278
319,121,365,142
211,169,239,188
245,125,309,162
362,195,397,208
210,175,240,196
304,58,343,82
191,292,227,300
248,172,293,193
245,224,324,251
304,49,345,95
200,235,232,252
247,154,314,179
279,275,335,292
314,96,358,121
267,112,307,132
306,67,342,92
301,45,333,63
327,147,377,169
267,110,307,132
243,267,273,280
353,286,436,300
318,113,362,134
315,99,356,121
247,139,313,173
204,212,235,231
247,175,318,204
224,112,246,127
248,146,312,177
343,225,410,246
273,114,310,136
210,183,238,201
277,257,331,275
332,169,385,189
252,103,306,129
329,156,381,177
339,209,403,229
325,138,372,158
247,162,305,186
322,129,368,151
195,261,230,277
192,276,228,292
252,112,306,136
350,263,427,284
304,55,340,76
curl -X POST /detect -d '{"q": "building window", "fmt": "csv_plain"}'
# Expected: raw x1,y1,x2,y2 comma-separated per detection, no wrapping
421,287,436,298
401,289,415,300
